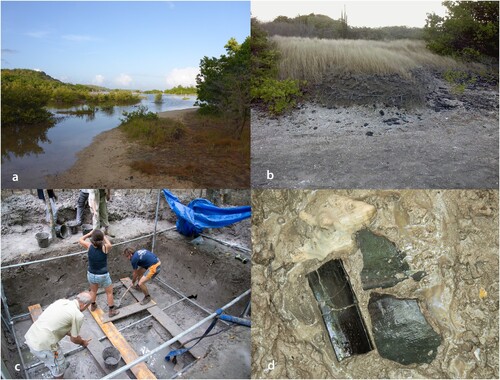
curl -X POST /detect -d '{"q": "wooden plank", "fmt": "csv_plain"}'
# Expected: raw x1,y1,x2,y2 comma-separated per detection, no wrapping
28,304,43,322
90,307,156,379
80,310,132,378
100,299,156,323
147,307,205,359
28,304,131,378
120,278,206,360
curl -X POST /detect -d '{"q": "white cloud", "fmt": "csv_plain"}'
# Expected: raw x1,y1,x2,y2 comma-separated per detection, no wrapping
26,31,50,38
165,67,199,88
62,34,93,42
115,73,133,87
93,75,105,85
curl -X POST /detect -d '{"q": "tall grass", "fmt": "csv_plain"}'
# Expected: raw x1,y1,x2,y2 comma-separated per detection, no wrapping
271,37,463,82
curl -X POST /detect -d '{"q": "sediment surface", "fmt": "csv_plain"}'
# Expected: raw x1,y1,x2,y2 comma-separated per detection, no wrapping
251,190,499,378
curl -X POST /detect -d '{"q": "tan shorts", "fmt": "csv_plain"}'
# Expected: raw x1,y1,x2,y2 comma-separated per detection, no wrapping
29,345,67,377
144,261,161,281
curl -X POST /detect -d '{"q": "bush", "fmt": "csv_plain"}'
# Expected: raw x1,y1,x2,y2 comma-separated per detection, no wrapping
251,78,303,114
1,82,53,125
120,110,187,147
120,105,158,123
424,1,499,62
154,93,163,104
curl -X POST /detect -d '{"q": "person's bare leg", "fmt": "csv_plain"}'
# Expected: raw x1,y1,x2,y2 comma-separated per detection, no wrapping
138,276,151,304
106,284,119,316
89,283,99,311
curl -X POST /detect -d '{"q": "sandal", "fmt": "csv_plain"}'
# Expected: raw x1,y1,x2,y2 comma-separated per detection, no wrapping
90,302,97,312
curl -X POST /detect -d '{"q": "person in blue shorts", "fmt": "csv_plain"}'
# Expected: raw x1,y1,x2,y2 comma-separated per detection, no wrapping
123,248,161,305
79,229,119,317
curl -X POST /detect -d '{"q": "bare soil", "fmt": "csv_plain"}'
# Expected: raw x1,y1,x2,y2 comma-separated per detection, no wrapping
1,189,251,379
252,69,499,189
47,108,250,188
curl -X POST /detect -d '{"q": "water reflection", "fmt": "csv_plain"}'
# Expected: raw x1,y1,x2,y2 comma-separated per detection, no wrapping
1,121,54,162
1,94,197,186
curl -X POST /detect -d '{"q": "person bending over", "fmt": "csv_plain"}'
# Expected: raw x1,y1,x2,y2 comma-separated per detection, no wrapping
24,292,93,379
123,248,161,305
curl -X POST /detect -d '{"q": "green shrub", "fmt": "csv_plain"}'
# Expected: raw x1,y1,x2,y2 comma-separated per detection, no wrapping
120,110,187,147
120,105,158,123
443,69,478,94
251,78,303,114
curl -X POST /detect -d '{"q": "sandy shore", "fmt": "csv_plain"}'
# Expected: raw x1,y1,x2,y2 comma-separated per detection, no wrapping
157,107,198,121
46,108,198,188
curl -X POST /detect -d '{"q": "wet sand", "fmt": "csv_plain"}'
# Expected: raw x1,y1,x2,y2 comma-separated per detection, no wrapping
46,108,198,188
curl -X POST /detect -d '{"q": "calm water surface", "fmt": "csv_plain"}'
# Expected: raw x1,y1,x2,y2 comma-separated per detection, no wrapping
2,94,196,187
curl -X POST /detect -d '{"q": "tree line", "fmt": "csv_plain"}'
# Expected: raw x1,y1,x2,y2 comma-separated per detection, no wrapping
1,69,141,126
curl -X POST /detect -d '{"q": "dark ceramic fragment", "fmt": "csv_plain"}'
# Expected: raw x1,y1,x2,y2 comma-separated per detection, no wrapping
368,293,441,365
356,229,410,290
308,259,373,361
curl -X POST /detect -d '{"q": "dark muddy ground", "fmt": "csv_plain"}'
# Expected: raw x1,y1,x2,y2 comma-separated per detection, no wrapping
252,69,499,189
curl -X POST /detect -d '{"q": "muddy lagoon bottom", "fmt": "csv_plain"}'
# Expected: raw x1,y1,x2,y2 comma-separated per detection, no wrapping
2,231,251,379
251,190,499,379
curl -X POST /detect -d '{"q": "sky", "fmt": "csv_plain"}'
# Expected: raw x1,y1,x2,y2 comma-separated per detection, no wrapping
251,1,447,28
1,1,250,90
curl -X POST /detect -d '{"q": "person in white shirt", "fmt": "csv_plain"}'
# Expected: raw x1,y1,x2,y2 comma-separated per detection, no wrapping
24,292,93,378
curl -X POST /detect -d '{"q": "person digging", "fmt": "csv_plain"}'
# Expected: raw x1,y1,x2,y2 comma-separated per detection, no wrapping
123,248,161,305
24,292,93,379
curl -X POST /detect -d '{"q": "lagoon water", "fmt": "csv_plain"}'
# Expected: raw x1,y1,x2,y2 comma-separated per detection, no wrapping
1,94,196,187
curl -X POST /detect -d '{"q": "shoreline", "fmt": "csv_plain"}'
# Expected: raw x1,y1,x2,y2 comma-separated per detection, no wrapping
46,108,199,188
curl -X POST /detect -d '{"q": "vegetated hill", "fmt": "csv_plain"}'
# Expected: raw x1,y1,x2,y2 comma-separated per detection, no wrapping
1,68,108,92
258,14,423,40
270,36,499,109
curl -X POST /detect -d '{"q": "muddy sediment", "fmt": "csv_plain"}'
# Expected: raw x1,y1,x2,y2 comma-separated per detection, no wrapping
251,190,499,378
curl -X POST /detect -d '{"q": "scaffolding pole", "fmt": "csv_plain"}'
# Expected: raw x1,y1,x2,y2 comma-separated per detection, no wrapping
200,234,251,255
1,227,177,270
1,282,29,379
153,277,230,325
151,189,162,254
102,289,251,379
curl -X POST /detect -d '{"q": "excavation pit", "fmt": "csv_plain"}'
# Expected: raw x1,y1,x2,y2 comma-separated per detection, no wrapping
1,189,251,379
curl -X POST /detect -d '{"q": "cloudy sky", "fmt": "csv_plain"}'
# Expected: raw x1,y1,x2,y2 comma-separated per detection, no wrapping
2,1,250,90
251,1,447,28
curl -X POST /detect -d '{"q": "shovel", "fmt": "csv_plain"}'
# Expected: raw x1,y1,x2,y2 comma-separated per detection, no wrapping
116,285,133,308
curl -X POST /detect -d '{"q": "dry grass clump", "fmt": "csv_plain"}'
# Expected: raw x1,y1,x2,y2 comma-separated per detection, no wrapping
272,36,462,82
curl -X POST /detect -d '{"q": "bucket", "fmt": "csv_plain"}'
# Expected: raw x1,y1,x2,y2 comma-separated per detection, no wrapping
102,346,121,369
82,224,93,235
55,224,69,239
66,221,79,235
35,232,50,248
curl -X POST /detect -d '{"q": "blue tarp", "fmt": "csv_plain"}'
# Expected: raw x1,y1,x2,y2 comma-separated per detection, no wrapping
163,190,251,236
